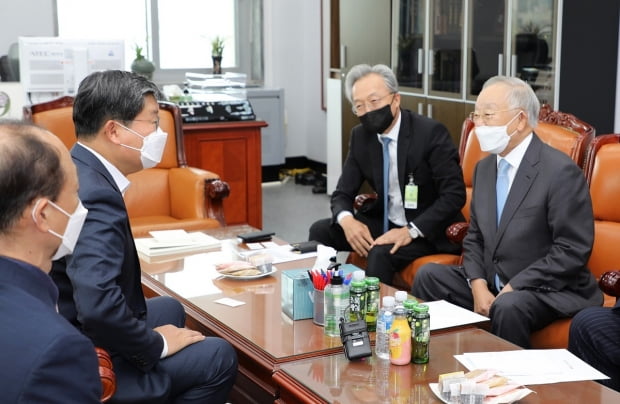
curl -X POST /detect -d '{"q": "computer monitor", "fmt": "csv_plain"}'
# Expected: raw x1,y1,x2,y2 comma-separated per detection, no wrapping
18,37,124,103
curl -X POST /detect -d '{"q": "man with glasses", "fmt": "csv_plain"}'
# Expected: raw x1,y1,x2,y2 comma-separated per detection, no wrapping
412,76,601,348
50,70,237,403
309,64,465,286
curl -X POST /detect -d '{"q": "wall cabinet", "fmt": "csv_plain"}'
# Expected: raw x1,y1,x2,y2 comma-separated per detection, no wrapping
182,121,267,229
393,0,559,143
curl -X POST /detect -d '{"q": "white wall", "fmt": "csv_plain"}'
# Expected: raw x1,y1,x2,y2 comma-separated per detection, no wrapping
263,0,326,164
0,1,56,53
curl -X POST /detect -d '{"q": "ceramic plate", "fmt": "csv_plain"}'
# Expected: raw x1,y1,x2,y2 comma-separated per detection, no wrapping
218,267,278,280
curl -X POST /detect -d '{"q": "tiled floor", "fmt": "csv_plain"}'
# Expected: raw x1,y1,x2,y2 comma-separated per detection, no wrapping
261,177,331,244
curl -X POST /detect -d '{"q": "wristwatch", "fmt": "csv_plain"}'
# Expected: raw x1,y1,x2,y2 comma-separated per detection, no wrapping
406,222,420,239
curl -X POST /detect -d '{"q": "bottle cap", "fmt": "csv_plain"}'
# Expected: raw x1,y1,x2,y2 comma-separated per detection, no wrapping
403,299,417,309
351,279,366,289
382,295,396,307
330,270,343,285
353,270,365,281
394,290,408,303
413,304,429,313
365,277,380,286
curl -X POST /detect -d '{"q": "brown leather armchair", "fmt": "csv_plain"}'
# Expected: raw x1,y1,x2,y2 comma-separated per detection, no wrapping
347,105,595,290
24,97,230,238
96,347,116,402
530,134,620,348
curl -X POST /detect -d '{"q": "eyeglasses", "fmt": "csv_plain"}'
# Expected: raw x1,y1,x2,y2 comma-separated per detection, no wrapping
352,93,395,115
131,118,160,129
469,108,519,124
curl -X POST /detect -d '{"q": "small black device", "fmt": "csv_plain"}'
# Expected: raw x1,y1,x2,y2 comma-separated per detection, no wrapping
237,230,275,243
339,318,372,360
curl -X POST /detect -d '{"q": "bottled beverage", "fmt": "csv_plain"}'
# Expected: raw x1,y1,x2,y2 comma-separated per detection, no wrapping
375,295,395,360
323,271,350,337
403,299,417,331
364,277,380,332
412,304,430,364
394,290,408,308
389,306,411,365
349,271,367,321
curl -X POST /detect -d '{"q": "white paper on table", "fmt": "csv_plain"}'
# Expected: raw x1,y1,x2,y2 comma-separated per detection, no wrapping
423,300,489,330
237,244,318,264
455,349,610,385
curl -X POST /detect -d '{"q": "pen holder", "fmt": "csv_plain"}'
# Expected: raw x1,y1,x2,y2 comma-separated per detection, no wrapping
311,289,325,326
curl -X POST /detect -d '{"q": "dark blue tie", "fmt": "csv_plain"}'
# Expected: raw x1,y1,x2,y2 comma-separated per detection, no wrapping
381,137,392,233
496,158,511,225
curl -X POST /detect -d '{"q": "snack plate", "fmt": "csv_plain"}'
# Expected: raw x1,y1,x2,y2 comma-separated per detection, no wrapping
218,267,278,280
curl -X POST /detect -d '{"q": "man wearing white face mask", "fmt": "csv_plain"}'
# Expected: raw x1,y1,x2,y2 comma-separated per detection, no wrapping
412,76,602,348
50,70,237,403
0,121,101,402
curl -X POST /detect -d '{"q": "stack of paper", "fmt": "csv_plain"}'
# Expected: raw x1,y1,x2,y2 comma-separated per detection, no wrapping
135,230,221,257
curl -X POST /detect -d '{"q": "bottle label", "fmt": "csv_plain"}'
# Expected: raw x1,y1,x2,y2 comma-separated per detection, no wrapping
390,332,402,358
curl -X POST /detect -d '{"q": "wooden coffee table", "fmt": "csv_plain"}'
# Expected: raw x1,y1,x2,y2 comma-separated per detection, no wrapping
273,328,620,403
140,225,410,403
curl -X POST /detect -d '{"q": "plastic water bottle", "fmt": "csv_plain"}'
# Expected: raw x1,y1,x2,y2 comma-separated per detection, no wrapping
376,295,396,360
323,271,350,337
394,290,408,308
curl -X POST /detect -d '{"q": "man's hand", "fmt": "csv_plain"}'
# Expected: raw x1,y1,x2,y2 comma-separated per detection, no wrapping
470,279,495,317
372,227,413,254
340,216,374,257
154,324,205,357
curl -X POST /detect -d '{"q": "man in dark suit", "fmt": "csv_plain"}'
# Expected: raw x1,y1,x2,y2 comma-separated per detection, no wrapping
0,121,101,402
569,303,620,391
50,70,237,403
412,76,602,348
309,64,465,285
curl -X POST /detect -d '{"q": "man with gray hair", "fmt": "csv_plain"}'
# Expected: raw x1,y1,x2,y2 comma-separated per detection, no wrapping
412,76,602,348
309,63,465,286
0,121,101,402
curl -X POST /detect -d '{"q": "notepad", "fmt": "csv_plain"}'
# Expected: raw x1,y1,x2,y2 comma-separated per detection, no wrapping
135,230,221,256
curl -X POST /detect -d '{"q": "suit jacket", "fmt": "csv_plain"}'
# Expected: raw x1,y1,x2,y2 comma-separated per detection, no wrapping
463,134,602,315
331,108,465,251
0,256,101,403
51,144,171,402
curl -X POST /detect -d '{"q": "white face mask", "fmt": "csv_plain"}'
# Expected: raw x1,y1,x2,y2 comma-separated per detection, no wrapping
474,112,522,154
116,123,168,169
32,199,89,261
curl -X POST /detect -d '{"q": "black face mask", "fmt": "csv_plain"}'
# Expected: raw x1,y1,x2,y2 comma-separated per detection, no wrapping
359,104,394,134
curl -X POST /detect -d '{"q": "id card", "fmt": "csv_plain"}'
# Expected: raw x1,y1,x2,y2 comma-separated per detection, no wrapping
404,183,418,209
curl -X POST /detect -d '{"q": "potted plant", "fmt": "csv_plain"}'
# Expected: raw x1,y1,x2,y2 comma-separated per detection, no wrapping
131,45,156,80
211,36,225,74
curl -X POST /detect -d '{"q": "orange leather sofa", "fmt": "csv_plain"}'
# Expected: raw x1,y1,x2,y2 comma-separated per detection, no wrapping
24,97,229,238
530,134,620,348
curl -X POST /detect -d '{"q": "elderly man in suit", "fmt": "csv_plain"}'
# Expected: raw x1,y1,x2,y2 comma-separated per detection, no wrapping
50,70,237,403
309,64,466,286
0,121,101,402
412,76,602,348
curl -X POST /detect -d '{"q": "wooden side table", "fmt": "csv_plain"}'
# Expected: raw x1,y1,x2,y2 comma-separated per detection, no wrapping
182,120,267,228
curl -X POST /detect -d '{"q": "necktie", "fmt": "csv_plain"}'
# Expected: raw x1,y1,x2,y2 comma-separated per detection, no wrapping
496,158,511,225
381,137,392,233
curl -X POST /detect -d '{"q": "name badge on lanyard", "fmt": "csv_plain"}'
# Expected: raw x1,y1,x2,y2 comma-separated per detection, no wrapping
404,173,418,209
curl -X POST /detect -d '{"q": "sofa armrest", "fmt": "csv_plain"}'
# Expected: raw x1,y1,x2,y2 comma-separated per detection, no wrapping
599,271,620,298
446,221,469,244
96,347,116,402
169,167,229,226
354,193,378,211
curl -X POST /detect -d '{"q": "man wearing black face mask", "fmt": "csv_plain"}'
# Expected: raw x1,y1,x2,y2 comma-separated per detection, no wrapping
309,64,465,286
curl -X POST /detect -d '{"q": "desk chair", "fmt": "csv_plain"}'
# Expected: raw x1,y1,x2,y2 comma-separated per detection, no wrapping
530,134,620,349
347,105,595,290
24,97,229,238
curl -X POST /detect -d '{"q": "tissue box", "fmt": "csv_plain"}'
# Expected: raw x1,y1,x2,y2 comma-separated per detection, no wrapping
281,264,360,321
